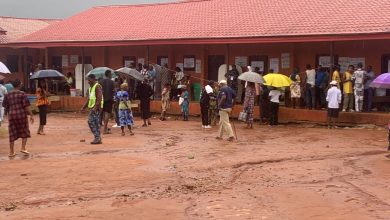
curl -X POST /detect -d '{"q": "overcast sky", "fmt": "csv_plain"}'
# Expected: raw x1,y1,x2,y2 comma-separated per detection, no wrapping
0,0,173,19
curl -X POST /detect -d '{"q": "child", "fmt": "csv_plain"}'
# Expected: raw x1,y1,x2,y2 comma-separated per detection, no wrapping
180,86,189,121
269,87,282,126
115,83,134,136
160,84,171,121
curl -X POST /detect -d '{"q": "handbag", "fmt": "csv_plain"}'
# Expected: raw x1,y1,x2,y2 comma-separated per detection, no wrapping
179,97,184,106
238,111,247,122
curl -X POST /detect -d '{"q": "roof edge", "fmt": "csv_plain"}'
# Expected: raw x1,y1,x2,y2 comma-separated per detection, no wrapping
92,0,211,9
0,16,61,21
4,32,390,48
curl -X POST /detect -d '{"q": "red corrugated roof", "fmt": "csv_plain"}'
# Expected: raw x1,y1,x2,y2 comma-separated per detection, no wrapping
10,0,390,46
0,16,60,44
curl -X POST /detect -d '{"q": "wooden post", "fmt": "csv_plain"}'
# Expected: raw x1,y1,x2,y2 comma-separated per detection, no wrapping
44,48,49,69
330,41,334,83
146,45,150,64
81,47,85,96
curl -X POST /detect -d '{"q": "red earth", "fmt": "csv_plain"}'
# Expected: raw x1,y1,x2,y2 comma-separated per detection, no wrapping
0,113,389,220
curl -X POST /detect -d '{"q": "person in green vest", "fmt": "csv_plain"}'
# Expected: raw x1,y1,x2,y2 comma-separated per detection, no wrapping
81,74,104,144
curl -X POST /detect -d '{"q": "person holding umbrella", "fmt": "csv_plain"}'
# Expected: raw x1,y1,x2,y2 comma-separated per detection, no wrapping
36,79,50,135
243,82,256,129
136,78,154,127
81,74,103,144
3,79,34,158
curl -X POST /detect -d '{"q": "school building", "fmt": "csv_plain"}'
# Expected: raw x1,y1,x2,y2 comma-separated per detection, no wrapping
1,0,390,124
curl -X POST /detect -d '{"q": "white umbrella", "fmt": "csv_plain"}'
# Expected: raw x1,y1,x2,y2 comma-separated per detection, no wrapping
239,71,265,84
0,61,11,74
116,67,144,81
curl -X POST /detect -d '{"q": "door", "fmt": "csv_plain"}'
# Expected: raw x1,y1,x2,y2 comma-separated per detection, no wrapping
249,55,268,73
208,55,225,81
381,54,390,73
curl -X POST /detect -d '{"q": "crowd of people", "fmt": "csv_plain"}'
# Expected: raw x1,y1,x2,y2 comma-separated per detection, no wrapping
1,61,390,158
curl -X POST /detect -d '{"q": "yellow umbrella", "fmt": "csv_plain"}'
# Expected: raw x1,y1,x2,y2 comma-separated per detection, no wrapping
263,73,292,87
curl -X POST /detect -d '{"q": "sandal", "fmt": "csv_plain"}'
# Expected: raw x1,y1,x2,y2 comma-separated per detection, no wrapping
121,132,125,136
8,153,16,158
129,131,135,136
20,150,30,155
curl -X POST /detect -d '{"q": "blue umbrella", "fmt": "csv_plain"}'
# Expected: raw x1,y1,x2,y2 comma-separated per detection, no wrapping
87,67,117,79
30,69,65,79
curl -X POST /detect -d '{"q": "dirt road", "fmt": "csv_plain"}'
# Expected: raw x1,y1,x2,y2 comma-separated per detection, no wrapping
0,113,389,220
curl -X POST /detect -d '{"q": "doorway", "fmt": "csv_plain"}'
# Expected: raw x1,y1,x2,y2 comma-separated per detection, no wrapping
208,55,225,81
381,54,390,73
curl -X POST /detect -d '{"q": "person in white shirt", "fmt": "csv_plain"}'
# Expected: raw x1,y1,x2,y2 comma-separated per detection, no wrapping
268,87,282,126
326,80,342,129
0,80,7,125
305,64,316,109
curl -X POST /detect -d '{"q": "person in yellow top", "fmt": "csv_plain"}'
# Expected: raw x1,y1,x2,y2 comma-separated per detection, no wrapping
36,79,50,135
332,65,341,89
342,65,354,112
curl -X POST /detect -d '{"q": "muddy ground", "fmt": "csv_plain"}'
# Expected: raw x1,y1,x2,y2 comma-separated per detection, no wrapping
0,113,389,220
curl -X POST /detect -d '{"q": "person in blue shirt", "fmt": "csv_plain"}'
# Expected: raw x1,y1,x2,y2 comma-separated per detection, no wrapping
216,80,236,141
315,66,329,109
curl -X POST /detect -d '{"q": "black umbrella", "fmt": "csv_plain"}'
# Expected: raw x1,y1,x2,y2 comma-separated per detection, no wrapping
30,69,65,79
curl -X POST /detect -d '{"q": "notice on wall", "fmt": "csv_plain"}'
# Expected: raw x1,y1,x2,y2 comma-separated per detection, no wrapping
281,53,290,69
269,58,279,73
338,57,366,73
251,61,264,72
124,60,135,68
176,63,184,71
235,56,248,67
138,58,145,65
160,58,169,67
184,57,195,68
319,56,331,68
70,55,79,64
196,59,202,73
62,55,69,67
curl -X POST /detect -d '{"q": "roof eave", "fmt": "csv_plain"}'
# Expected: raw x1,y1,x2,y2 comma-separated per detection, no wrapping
4,32,390,48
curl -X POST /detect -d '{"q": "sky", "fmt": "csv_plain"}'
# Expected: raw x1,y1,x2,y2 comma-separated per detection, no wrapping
0,0,173,19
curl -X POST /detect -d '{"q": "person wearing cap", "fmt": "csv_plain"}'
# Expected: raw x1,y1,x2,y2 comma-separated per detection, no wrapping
216,80,236,141
200,80,215,128
326,80,342,129
81,74,104,144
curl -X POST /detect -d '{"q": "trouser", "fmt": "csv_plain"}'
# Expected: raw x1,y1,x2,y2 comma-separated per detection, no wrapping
269,102,279,125
354,90,364,112
38,105,48,125
200,104,209,126
316,86,326,108
88,110,101,140
0,101,4,122
218,108,234,138
343,93,354,110
259,96,269,122
209,108,217,126
364,88,374,111
305,84,316,109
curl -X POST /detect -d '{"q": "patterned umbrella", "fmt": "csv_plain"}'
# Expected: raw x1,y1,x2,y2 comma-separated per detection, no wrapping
30,69,65,79
0,61,11,74
116,67,144,81
370,73,390,89
263,73,292,88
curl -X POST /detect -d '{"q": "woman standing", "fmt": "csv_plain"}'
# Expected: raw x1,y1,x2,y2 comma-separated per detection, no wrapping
290,68,301,108
116,83,134,136
200,81,214,128
180,86,189,121
243,82,256,129
3,79,34,158
36,79,50,135
160,84,171,121
136,79,154,127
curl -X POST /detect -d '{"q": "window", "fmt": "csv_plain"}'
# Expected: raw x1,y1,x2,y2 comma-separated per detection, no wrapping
6,55,18,72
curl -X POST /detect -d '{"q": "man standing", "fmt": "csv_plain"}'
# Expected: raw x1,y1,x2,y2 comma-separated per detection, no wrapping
305,64,316,109
364,65,375,112
216,80,236,142
0,80,7,126
225,65,239,95
326,81,342,129
315,66,328,109
200,81,214,129
342,65,355,112
352,63,367,112
81,75,103,144
100,70,115,134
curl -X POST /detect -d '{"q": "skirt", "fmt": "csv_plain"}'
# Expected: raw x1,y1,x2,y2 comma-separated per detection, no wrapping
38,105,48,125
140,99,151,119
118,109,134,126
9,117,31,142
